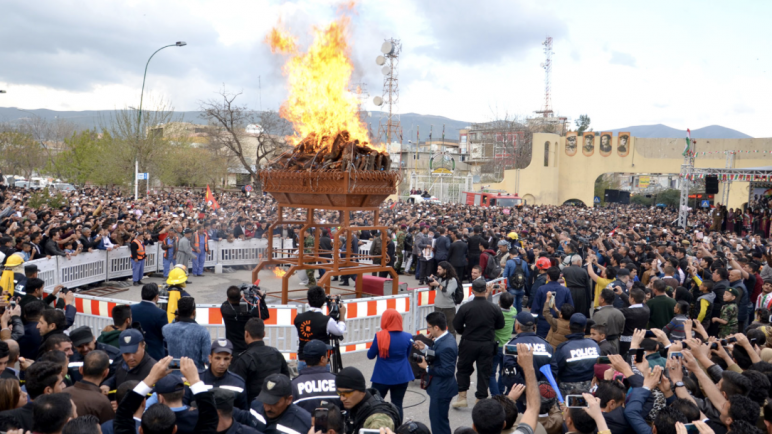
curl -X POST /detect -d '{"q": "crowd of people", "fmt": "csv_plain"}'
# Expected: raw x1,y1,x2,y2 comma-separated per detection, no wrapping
0,180,771,434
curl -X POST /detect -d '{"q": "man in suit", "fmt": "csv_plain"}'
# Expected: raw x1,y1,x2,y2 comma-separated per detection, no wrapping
448,231,468,282
466,226,483,282
561,255,593,317
433,227,451,267
414,311,458,434
130,283,168,361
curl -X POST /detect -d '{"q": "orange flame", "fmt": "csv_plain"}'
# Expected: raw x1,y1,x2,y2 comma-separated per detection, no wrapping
266,11,370,148
272,267,287,278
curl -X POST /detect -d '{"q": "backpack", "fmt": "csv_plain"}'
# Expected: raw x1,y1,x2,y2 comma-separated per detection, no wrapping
507,258,526,290
483,252,502,280
452,277,465,305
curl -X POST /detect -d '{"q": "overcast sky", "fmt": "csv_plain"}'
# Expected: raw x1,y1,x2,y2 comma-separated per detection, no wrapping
1,0,771,136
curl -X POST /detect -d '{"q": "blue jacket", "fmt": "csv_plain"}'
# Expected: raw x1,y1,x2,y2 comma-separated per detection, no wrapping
18,322,42,360
183,367,249,410
162,318,212,369
551,332,600,383
434,235,451,261
623,387,652,434
502,332,555,389
249,401,311,434
131,301,169,361
102,418,140,434
531,281,574,321
425,332,458,399
503,257,529,291
367,331,415,385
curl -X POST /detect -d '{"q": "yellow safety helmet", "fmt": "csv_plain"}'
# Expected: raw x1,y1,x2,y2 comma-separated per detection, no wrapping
166,268,187,287
507,232,518,240
4,254,24,268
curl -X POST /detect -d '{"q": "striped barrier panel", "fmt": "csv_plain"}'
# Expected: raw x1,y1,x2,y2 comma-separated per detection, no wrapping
411,277,508,333
319,293,411,354
144,243,159,273
106,247,133,280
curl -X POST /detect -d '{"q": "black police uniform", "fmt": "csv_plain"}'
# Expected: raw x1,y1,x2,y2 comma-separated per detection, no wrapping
183,367,249,410
68,343,122,383
249,400,312,434
452,296,505,399
501,332,555,392
290,366,342,414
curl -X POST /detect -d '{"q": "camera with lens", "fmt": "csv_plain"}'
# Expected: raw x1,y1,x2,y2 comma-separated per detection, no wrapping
239,283,265,314
326,295,342,321
411,348,436,364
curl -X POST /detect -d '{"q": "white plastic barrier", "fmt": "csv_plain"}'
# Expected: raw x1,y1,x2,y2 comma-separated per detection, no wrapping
106,247,133,280
217,238,269,266
27,256,58,293
357,241,373,264
204,240,217,267
144,243,158,273
59,250,107,289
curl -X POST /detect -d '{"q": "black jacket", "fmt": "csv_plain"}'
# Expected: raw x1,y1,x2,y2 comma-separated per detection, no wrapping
291,366,342,414
103,353,157,391
448,240,468,268
230,340,290,403
453,296,505,343
344,389,401,434
44,238,67,257
183,367,249,410
467,235,483,256
221,299,270,355
249,401,312,434
130,301,168,361
115,386,218,434
0,402,34,431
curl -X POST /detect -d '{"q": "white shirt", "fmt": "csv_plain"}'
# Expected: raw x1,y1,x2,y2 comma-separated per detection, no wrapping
307,306,347,336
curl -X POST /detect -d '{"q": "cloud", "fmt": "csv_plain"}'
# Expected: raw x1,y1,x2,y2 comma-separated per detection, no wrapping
609,51,636,67
411,0,567,65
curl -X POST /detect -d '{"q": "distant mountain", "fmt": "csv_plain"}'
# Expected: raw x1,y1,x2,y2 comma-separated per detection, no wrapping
604,124,752,139
0,107,473,140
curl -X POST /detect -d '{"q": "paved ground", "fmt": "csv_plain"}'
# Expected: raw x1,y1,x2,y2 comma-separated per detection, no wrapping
97,265,480,429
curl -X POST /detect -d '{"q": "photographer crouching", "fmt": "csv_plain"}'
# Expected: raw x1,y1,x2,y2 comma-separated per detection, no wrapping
221,284,270,356
294,286,347,372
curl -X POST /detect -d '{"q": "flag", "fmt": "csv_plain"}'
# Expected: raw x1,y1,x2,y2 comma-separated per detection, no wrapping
682,129,692,156
205,185,220,210
609,226,619,237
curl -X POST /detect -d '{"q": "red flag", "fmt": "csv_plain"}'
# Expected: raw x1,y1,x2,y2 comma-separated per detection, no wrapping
205,185,220,210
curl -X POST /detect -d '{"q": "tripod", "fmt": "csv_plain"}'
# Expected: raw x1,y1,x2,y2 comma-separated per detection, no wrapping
329,336,344,374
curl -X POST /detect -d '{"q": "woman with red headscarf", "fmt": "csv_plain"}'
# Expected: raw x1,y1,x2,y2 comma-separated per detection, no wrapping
366,308,414,420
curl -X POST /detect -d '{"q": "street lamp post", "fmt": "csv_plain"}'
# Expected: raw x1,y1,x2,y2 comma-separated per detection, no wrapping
135,41,186,200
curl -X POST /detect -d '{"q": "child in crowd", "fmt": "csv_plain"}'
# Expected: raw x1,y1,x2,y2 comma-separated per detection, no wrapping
663,300,690,341
714,287,739,338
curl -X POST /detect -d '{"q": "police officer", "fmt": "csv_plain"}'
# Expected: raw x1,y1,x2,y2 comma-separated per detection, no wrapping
154,375,199,434
290,340,342,414
183,339,249,410
13,263,38,295
249,373,312,434
451,279,505,407
550,313,600,397
293,287,346,372
68,326,122,383
302,230,316,286
395,225,406,274
230,318,290,403
501,312,555,394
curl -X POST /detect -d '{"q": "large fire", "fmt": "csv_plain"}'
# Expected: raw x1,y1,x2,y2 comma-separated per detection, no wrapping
265,9,390,172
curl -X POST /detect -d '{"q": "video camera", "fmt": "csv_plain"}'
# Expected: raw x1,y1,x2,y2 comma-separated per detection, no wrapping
326,295,342,321
411,348,436,364
239,283,265,313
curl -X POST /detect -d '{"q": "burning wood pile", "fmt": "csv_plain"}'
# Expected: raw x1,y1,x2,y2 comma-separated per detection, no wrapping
269,130,392,172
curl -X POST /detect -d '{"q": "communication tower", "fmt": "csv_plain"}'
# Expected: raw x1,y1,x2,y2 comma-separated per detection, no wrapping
373,39,401,150
535,36,553,118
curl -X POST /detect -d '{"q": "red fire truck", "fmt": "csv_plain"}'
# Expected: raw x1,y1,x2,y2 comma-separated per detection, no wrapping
463,191,525,208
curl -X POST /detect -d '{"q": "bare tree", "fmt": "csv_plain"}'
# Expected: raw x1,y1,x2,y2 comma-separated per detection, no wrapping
469,113,533,182
200,90,292,189
11,115,76,179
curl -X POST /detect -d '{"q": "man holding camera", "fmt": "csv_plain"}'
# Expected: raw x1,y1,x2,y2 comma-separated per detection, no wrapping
293,286,347,372
413,311,458,434
221,285,270,356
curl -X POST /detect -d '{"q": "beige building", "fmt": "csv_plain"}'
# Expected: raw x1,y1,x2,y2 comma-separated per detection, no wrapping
479,133,772,209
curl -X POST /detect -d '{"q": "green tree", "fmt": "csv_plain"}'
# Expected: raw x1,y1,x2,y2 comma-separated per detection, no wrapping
631,195,652,206
575,115,591,134
657,189,681,207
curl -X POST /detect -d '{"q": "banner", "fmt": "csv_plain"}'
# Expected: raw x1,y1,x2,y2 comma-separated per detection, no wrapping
617,132,631,157
565,132,578,156
582,132,595,157
599,132,612,157
638,176,650,188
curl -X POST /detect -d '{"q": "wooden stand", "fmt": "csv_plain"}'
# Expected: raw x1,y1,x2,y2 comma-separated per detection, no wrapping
252,170,400,303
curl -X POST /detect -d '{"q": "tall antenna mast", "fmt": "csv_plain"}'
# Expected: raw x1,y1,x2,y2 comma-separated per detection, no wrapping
258,76,262,111
373,38,401,166
538,36,553,118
